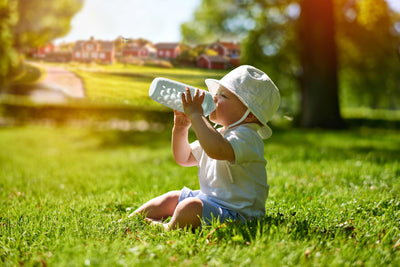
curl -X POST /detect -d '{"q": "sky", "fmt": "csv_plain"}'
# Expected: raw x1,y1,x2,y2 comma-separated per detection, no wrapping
55,0,201,44
388,0,400,12
55,0,400,44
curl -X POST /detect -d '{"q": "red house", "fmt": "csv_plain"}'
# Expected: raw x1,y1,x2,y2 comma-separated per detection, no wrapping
203,41,241,68
197,55,228,69
122,43,156,58
34,43,55,58
72,37,115,64
155,43,181,59
207,41,240,58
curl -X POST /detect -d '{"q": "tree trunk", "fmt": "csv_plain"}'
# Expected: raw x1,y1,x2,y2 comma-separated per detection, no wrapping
299,0,344,128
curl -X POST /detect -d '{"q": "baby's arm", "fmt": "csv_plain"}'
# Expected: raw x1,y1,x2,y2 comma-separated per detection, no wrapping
182,89,235,162
172,110,198,167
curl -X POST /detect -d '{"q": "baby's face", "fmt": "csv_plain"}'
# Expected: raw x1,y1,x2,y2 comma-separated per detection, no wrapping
209,86,248,128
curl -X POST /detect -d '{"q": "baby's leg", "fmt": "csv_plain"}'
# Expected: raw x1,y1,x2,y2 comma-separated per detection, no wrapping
132,190,180,220
168,197,203,230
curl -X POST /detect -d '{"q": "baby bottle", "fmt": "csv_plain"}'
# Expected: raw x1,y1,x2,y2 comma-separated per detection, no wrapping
149,77,216,116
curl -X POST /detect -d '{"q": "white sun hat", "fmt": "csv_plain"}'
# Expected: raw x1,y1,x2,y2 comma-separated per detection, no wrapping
205,65,280,139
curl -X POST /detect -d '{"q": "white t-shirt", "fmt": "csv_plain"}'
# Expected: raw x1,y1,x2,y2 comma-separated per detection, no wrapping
190,123,269,219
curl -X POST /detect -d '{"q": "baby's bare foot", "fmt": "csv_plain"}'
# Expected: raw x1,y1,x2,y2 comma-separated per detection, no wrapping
146,218,170,231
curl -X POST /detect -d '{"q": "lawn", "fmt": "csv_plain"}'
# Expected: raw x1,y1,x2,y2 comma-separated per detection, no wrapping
1,62,399,266
67,63,227,107
0,124,399,266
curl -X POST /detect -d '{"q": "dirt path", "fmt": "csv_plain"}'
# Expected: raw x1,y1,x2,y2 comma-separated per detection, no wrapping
29,62,85,103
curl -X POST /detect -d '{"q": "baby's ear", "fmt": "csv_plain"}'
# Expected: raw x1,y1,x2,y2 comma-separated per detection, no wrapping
245,112,256,122
246,112,263,125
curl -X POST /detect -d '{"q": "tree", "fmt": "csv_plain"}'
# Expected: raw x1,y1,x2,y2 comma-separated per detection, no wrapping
298,0,343,128
181,0,400,127
176,44,218,66
0,0,82,90
336,0,400,109
13,0,83,51
0,0,19,88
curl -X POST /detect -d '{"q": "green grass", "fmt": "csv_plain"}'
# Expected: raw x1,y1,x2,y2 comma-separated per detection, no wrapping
67,63,226,107
342,107,400,121
0,125,399,266
1,62,399,266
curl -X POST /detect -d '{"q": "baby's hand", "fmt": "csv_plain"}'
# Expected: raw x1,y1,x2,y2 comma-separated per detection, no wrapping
182,88,205,118
174,110,191,129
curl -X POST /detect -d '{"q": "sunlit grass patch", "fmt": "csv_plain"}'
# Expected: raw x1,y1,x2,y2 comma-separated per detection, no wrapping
0,125,399,266
68,63,225,107
343,107,400,121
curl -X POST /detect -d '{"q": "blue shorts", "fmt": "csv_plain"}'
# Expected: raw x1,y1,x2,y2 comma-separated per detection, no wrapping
179,187,245,225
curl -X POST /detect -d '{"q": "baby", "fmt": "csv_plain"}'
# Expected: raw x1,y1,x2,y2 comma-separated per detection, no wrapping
132,65,280,230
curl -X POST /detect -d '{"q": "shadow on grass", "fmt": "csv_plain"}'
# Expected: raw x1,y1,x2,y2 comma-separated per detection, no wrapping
205,212,357,246
268,126,400,163
91,128,172,149
89,127,200,150
9,83,55,95
1,100,173,126
345,118,400,129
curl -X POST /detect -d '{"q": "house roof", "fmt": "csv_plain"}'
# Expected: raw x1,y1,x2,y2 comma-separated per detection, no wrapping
198,55,228,63
208,41,240,51
155,42,180,49
73,40,114,51
124,43,156,52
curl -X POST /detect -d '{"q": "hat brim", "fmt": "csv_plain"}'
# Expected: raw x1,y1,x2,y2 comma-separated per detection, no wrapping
205,78,273,139
205,79,220,96
205,78,248,107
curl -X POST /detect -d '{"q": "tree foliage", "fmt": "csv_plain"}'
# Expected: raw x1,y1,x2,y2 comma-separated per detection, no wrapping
181,0,400,114
0,0,83,89
0,0,19,87
336,0,400,109
298,0,343,128
13,0,83,50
